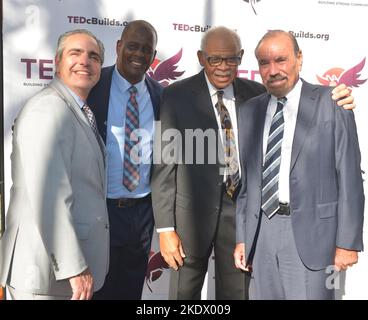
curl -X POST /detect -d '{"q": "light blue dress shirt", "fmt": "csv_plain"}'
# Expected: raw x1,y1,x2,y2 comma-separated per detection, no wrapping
106,66,154,198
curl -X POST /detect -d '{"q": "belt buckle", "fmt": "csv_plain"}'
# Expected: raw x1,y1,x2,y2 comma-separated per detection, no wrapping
278,202,290,215
118,198,131,208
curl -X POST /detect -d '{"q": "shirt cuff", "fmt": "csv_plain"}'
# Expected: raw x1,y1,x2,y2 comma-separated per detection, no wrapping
156,227,175,233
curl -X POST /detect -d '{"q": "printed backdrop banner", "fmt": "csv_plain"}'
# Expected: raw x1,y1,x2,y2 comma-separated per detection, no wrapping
2,0,368,299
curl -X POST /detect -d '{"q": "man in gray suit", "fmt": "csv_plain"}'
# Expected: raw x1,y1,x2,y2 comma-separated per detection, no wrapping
234,30,364,299
0,29,109,300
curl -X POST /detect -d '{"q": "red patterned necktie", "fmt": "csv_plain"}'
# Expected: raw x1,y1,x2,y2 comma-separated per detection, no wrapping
123,86,140,191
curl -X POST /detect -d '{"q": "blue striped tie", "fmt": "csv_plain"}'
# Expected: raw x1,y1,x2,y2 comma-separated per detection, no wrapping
261,97,287,218
123,86,140,191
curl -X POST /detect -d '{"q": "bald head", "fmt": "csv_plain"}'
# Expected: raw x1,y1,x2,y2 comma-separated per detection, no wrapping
255,30,300,58
120,20,158,46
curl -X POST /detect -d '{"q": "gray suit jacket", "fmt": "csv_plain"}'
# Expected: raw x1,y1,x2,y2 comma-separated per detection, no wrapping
236,80,364,270
0,77,109,296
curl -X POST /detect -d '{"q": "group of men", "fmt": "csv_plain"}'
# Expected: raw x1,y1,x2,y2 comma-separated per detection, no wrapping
0,19,364,300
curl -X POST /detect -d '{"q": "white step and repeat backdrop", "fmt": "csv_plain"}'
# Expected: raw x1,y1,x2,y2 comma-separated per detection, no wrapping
3,0,368,299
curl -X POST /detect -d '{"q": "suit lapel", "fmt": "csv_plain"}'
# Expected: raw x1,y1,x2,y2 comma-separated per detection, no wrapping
290,81,319,172
190,70,224,164
190,70,219,130
88,66,114,143
49,77,106,188
145,76,162,121
254,93,270,170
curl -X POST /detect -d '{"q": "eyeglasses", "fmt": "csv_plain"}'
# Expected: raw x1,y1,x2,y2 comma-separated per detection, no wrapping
205,55,242,67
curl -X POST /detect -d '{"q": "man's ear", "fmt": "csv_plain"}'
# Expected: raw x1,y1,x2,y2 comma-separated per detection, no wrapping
239,49,245,64
116,40,121,56
197,50,205,67
297,50,303,71
54,54,59,75
150,50,157,65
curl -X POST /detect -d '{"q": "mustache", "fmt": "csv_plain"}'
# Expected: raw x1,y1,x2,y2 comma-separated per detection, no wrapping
268,75,287,83
214,71,232,77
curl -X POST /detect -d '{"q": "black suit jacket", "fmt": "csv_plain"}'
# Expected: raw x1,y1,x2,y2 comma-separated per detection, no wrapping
151,70,265,257
87,65,162,142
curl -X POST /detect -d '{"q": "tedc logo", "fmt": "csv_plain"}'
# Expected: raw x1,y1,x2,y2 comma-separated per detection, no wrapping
316,58,367,88
147,48,185,87
145,250,169,292
243,0,261,15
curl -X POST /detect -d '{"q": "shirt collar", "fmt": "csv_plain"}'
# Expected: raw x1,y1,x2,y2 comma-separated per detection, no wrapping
113,64,146,95
60,78,86,109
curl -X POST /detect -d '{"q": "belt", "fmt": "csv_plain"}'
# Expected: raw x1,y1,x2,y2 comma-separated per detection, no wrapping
276,202,290,216
107,194,151,208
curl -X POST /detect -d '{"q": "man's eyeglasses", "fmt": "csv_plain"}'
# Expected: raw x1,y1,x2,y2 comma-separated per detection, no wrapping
205,55,242,67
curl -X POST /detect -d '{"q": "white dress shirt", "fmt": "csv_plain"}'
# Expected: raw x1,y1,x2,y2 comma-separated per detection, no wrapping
205,73,241,180
262,79,302,203
157,74,241,233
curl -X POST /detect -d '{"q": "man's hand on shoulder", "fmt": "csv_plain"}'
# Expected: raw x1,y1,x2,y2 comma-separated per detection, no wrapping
330,82,356,110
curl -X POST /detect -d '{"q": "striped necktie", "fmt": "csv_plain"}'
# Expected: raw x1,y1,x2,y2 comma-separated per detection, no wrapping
261,97,287,218
215,90,240,199
82,104,104,157
123,86,140,191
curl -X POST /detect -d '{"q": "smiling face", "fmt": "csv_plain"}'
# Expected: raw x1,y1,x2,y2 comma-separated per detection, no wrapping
197,29,243,89
55,33,102,100
256,32,303,98
116,23,157,84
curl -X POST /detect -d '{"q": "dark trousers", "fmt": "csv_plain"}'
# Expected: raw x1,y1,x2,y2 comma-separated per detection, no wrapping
169,191,249,300
93,198,154,300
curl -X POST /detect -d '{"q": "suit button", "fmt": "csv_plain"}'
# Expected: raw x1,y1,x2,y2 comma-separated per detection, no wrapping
254,214,259,219
105,224,109,229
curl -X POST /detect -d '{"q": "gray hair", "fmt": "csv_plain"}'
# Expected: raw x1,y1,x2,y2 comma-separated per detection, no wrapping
200,26,242,52
56,29,105,64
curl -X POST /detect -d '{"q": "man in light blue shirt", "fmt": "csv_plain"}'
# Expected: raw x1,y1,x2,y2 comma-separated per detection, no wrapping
88,20,162,300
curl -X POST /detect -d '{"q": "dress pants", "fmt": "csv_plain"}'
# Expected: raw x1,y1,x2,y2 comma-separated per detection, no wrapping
169,191,249,300
249,213,334,300
93,198,154,300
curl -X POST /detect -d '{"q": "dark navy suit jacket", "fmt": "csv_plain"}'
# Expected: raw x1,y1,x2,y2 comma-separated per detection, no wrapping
87,65,162,248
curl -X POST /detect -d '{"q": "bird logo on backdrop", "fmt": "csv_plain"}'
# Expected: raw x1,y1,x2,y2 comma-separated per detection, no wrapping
147,48,185,87
317,57,367,88
243,0,262,15
145,251,169,292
